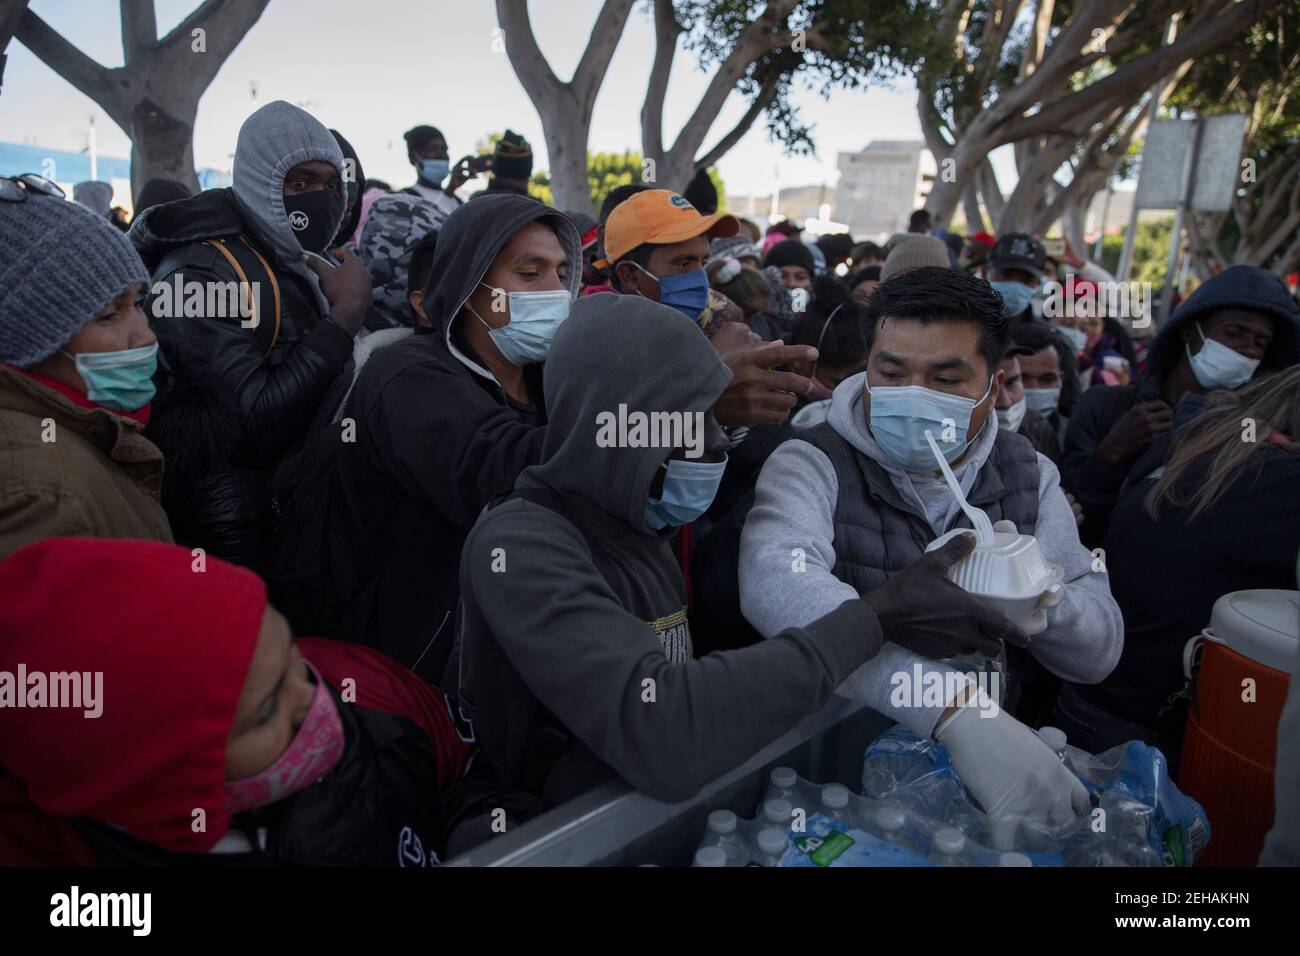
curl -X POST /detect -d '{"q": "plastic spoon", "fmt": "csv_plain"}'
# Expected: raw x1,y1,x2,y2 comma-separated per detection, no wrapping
924,429,994,545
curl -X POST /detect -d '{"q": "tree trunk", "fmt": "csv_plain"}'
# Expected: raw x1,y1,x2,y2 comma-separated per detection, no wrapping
961,183,986,233
129,97,200,195
546,114,595,215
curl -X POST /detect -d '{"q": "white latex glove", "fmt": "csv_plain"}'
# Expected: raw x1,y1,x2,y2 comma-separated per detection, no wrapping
991,519,1062,636
935,690,1090,849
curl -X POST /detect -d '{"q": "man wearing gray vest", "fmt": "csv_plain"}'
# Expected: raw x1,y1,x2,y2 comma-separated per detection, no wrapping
739,266,1124,847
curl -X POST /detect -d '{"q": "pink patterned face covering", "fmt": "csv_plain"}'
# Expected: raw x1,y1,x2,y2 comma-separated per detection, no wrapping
223,662,345,814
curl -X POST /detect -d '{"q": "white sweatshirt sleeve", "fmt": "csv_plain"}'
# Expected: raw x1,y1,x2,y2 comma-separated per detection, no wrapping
1025,453,1126,683
739,440,975,736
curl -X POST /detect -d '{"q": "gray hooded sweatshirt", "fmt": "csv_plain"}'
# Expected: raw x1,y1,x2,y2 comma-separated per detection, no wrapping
230,100,346,314
455,294,881,806
739,370,1124,737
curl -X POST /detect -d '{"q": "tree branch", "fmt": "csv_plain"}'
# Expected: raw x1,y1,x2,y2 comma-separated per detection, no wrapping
156,0,270,90
15,8,128,122
693,80,777,170
664,0,799,165
495,0,564,108
1004,0,1284,144
641,0,680,161
121,0,156,65
571,0,636,115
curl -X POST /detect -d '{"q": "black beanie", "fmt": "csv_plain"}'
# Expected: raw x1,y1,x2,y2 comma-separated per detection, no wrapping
133,178,191,215
683,168,718,215
764,238,815,274
403,125,445,152
493,130,533,181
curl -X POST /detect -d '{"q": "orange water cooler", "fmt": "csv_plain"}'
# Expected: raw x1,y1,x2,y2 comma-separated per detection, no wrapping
1179,589,1299,866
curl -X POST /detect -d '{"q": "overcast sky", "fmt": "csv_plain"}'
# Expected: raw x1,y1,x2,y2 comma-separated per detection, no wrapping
1,0,1021,200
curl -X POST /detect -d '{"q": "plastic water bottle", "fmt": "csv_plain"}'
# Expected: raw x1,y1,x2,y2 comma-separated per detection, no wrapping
931,827,971,866
751,827,788,867
765,766,799,804
693,846,727,868
861,745,932,799
703,809,750,866
761,798,793,830
1037,726,1067,759
998,852,1033,867
873,803,924,854
820,784,852,824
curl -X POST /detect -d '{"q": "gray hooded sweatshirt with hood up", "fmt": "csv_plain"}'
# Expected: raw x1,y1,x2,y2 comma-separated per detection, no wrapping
739,370,1124,737
455,294,880,807
230,100,346,314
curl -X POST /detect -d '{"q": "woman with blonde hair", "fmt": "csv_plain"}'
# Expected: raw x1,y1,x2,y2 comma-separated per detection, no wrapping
1054,366,1300,766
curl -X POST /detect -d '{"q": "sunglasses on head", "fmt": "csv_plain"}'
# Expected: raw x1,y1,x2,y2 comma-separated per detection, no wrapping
0,174,66,204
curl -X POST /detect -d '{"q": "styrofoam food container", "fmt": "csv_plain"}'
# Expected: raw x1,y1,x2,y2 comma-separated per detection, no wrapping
925,528,1064,630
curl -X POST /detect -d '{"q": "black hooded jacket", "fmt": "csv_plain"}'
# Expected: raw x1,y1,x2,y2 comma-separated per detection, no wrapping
132,189,354,568
128,103,354,569
264,193,581,683
1061,265,1300,544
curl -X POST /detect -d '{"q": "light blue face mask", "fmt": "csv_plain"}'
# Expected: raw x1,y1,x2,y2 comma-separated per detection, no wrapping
1055,325,1088,352
991,280,1034,317
865,378,993,474
644,455,728,530
60,343,158,412
419,158,449,185
469,282,572,366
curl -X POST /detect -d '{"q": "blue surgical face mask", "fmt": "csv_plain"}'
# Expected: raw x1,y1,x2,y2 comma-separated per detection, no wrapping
419,158,449,185
1187,321,1260,390
865,378,993,474
1055,325,1088,352
469,282,571,366
991,280,1034,317
644,455,728,529
60,342,158,412
634,263,710,321
1023,386,1061,417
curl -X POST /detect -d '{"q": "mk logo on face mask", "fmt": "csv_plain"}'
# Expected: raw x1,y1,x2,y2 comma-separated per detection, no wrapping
288,210,310,231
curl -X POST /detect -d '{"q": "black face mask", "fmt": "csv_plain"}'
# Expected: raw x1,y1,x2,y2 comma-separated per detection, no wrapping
282,189,337,253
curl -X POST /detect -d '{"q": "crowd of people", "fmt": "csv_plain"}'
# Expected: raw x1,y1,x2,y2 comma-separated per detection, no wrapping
1,99,1298,866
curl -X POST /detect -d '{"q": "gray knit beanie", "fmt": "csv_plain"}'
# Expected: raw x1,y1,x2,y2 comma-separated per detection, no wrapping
0,193,150,368
880,234,952,282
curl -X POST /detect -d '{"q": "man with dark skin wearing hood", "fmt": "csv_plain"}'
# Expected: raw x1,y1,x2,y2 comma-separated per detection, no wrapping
1062,265,1300,546
451,293,1025,807
130,101,371,570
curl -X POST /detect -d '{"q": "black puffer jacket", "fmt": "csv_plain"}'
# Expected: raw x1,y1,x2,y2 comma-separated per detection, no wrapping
131,189,355,569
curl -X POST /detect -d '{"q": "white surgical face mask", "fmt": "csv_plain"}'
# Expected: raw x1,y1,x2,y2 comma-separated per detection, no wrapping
1186,322,1260,390
996,396,1027,432
1056,325,1088,352
1023,387,1061,418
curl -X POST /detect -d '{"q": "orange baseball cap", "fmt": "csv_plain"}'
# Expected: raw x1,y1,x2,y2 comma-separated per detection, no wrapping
595,188,739,269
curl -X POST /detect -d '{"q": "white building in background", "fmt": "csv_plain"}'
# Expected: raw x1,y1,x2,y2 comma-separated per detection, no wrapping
835,140,935,241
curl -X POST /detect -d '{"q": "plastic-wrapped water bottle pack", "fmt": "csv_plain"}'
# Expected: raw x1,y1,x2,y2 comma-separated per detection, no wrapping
693,728,1210,867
